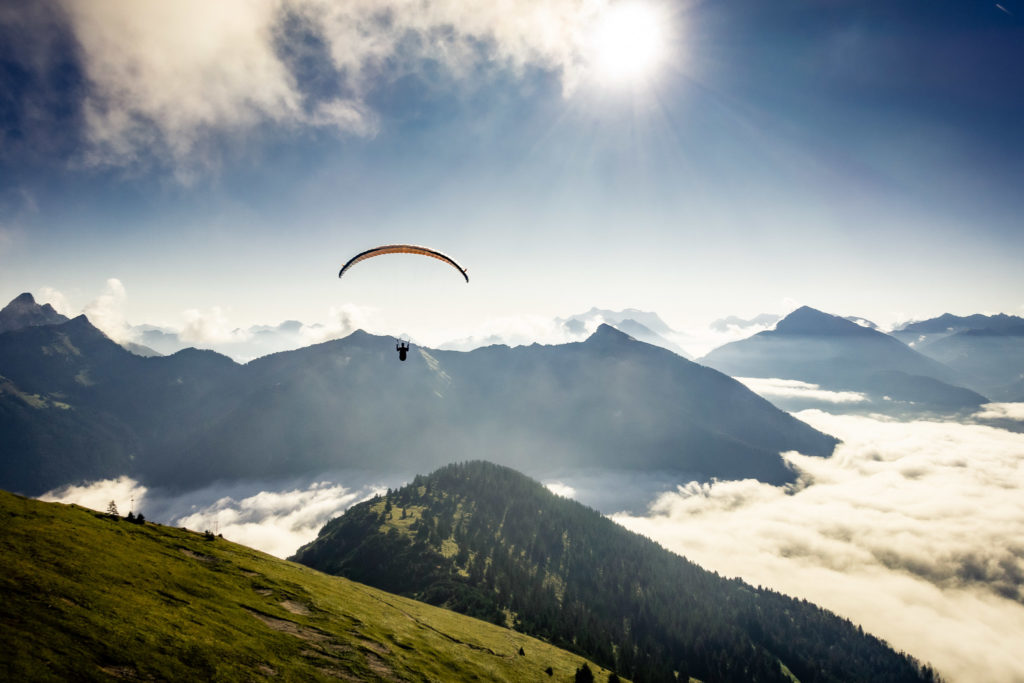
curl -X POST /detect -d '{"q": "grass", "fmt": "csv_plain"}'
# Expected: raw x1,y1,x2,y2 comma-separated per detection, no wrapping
0,490,623,682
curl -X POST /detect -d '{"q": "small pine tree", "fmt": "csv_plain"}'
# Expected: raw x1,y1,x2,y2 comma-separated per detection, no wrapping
574,663,595,683
126,511,136,521
106,500,119,517
135,512,146,525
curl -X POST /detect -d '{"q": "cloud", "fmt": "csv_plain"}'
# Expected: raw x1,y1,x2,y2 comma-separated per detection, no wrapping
53,0,608,174
299,304,375,345
174,482,383,559
179,306,250,345
83,278,135,343
974,402,1024,421
39,474,390,559
438,314,597,351
39,475,147,515
735,377,869,404
612,411,1024,682
544,481,577,499
36,287,72,316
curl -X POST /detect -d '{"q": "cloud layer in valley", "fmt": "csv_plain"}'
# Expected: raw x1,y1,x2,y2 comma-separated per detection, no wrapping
40,474,396,559
613,411,1024,683
735,377,869,404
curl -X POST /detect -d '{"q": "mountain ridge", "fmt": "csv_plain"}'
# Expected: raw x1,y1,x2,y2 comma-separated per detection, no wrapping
293,460,939,683
699,306,987,411
1,313,836,498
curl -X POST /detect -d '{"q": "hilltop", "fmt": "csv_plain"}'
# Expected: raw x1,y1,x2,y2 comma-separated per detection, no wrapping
0,488,620,682
293,461,939,683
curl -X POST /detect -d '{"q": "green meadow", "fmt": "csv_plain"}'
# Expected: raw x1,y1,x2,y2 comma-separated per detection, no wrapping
0,490,620,682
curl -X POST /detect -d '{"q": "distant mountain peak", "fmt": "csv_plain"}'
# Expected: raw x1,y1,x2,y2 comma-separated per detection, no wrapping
775,306,872,336
0,292,70,334
585,322,634,344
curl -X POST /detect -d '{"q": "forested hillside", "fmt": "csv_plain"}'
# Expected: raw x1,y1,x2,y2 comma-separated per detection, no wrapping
293,462,940,683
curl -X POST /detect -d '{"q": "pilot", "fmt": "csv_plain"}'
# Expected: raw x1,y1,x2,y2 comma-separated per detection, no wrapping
396,340,409,361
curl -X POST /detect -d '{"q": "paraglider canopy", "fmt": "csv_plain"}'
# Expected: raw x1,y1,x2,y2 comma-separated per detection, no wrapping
338,244,468,282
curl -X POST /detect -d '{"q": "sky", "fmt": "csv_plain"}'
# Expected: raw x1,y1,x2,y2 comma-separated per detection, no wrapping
2,0,1023,347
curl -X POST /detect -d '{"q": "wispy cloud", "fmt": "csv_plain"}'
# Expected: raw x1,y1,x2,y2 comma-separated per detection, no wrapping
974,402,1024,421
179,306,250,345
54,0,608,175
613,411,1024,682
36,287,72,316
82,278,135,343
735,377,869,404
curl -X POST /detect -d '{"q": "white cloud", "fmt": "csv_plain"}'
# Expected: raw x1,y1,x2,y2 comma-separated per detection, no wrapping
40,475,388,559
39,476,147,516
175,482,383,559
36,286,72,316
56,0,614,174
612,411,1024,682
974,402,1024,421
179,306,250,345
544,481,577,499
735,376,869,404
83,278,135,343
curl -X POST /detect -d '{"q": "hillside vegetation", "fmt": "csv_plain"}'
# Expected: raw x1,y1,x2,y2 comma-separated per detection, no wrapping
294,462,940,683
0,489,620,682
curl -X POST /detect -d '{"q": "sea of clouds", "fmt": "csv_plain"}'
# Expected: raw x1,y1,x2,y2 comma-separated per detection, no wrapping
613,409,1024,683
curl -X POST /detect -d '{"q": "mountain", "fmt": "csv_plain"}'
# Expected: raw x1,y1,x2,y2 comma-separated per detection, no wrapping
700,306,987,412
895,313,1024,338
0,292,68,333
891,314,1024,400
0,313,837,497
0,489,617,682
293,461,939,683
442,307,692,358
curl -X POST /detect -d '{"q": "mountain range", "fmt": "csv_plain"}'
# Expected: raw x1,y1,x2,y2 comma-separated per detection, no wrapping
700,306,989,412
891,313,1024,401
293,461,939,683
0,293,835,498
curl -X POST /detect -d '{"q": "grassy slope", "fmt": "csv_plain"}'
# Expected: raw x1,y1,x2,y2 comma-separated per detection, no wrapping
0,490,622,682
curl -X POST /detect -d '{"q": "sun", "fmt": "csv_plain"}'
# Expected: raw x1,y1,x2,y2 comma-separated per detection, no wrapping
588,1,668,86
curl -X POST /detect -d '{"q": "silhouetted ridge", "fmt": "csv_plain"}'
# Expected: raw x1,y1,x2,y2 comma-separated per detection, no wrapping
294,461,939,683
0,292,70,334
584,322,636,346
1,310,837,495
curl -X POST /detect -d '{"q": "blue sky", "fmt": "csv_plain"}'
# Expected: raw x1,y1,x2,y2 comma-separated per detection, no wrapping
2,0,1022,346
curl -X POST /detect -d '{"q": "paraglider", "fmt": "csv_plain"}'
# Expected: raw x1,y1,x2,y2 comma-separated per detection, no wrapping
338,244,468,282
338,244,468,361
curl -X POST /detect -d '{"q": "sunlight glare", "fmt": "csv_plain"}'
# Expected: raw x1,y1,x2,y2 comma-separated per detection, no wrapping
589,1,667,85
